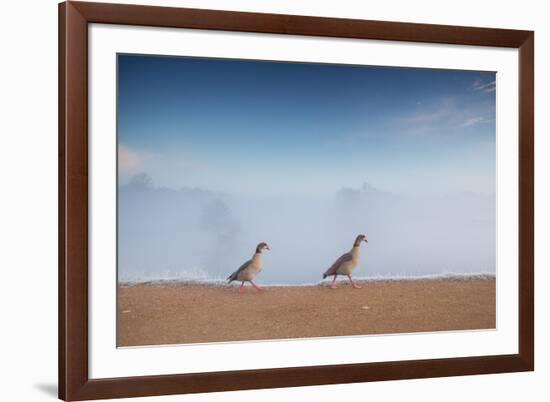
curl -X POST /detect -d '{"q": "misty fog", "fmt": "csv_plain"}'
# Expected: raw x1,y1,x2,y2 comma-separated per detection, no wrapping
118,173,496,284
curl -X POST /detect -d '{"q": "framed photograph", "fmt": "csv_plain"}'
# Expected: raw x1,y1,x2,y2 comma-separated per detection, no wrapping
59,1,534,400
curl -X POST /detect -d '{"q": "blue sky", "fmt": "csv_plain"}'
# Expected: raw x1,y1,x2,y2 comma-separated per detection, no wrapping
117,54,496,197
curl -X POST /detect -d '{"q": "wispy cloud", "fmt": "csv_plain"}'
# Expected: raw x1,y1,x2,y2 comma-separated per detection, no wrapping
462,116,493,127
400,98,468,136
403,99,454,125
118,144,155,175
399,94,495,136
472,79,496,93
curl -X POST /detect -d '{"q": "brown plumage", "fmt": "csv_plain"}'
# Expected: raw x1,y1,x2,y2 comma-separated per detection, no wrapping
227,242,270,292
323,234,368,289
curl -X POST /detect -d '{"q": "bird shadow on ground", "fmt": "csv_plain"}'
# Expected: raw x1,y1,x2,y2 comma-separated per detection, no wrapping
34,383,58,398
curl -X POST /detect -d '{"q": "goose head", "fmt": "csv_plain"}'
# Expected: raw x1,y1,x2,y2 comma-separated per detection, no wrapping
354,234,368,247
256,242,270,253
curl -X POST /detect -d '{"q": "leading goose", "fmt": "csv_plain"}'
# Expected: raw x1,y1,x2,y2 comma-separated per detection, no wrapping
227,242,270,293
323,234,368,289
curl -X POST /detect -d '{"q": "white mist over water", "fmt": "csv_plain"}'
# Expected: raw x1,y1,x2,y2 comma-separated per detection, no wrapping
118,175,496,285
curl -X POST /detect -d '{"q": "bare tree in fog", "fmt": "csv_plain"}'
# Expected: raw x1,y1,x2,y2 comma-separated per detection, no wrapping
127,172,154,191
200,198,241,273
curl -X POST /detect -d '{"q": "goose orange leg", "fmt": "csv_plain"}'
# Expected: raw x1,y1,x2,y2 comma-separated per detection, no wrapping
330,275,338,289
250,280,264,291
239,281,246,293
347,275,362,289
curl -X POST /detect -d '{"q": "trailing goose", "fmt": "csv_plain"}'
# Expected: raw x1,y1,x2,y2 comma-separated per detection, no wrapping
227,242,270,293
323,234,368,289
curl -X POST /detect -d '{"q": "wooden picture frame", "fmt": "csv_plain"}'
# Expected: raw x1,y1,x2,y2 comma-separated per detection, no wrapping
59,1,534,400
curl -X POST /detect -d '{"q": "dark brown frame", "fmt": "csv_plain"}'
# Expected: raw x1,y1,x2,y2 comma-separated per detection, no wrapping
59,1,534,400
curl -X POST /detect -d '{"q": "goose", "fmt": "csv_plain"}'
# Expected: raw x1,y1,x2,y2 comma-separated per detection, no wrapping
323,234,368,289
227,242,270,293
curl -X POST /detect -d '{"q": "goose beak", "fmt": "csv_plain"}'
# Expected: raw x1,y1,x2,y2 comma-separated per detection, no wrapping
363,238,368,243
265,245,271,250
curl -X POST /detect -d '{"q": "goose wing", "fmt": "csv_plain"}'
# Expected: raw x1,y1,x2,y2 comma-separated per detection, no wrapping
227,259,252,282
323,252,352,278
